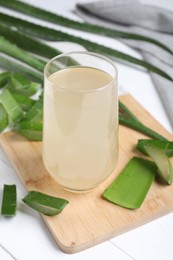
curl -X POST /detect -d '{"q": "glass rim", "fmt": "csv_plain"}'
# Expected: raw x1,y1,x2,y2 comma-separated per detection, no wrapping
44,51,118,93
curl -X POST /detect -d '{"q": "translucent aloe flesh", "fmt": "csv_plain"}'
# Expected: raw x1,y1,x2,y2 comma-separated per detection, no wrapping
136,139,173,157
142,144,173,185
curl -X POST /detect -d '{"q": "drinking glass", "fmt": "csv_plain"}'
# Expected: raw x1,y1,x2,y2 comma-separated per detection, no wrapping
43,51,118,192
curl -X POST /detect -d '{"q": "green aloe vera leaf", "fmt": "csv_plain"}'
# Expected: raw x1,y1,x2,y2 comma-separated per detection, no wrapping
0,36,46,72
16,98,43,140
136,139,173,157
13,93,35,111
16,121,43,141
143,144,173,185
0,24,79,66
0,71,10,88
119,100,167,141
119,100,140,123
22,191,69,216
1,184,17,216
103,157,157,209
0,103,8,132
22,98,43,123
0,13,172,81
0,24,61,59
119,115,167,141
0,0,172,54
0,89,24,124
0,55,43,83
7,73,41,97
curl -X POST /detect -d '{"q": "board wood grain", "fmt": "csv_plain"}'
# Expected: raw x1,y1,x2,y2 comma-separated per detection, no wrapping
0,94,173,254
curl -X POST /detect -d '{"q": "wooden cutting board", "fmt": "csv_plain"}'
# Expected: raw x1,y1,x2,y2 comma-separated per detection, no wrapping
1,94,173,254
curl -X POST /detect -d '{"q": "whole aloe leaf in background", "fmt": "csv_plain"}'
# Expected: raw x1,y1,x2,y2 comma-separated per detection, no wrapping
0,0,172,55
0,12,172,81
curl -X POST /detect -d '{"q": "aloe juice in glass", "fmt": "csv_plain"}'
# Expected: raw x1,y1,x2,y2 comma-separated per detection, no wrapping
43,52,118,192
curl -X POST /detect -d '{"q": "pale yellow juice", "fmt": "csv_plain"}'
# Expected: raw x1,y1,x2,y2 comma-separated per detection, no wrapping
43,67,118,191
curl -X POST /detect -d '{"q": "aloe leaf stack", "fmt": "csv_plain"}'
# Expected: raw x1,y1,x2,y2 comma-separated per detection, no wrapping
0,8,172,80
0,0,172,55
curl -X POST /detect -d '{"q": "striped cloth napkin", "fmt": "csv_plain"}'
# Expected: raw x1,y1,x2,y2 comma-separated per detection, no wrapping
76,0,173,130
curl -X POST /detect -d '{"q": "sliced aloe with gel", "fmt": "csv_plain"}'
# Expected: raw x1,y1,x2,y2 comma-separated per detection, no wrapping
16,121,43,141
21,99,43,123
0,71,10,88
103,157,157,209
1,184,17,216
143,144,173,185
0,103,8,132
0,89,24,124
15,98,43,141
22,191,69,216
136,139,173,157
13,93,35,111
7,73,41,97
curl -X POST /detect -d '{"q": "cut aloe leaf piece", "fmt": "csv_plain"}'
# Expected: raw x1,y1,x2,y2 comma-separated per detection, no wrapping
16,99,43,140
0,89,24,124
7,73,41,97
0,71,10,88
13,93,35,111
22,191,69,216
143,144,173,185
103,157,156,209
0,103,8,132
1,184,17,216
136,139,173,157
22,98,43,123
16,121,43,141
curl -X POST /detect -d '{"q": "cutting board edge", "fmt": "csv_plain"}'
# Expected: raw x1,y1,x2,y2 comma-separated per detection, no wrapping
46,205,173,254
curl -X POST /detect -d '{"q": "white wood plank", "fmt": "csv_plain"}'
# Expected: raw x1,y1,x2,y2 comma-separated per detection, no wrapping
0,246,15,260
111,213,173,260
0,213,133,260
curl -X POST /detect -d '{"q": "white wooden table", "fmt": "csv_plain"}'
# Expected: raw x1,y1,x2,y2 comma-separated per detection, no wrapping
0,0,173,259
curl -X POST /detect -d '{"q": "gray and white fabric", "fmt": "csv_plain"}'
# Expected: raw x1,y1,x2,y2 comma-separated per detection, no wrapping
76,0,173,129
